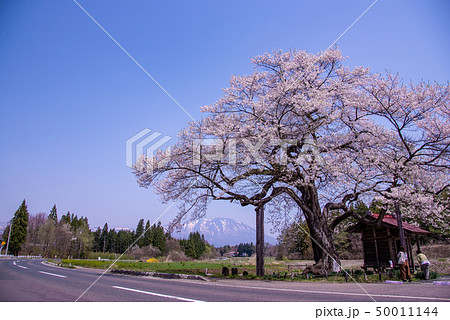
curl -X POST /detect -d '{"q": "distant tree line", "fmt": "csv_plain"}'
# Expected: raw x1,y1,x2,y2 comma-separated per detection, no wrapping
1,202,92,258
0,201,281,261
179,232,206,259
236,243,255,257
91,219,167,255
1,200,216,261
7,200,427,261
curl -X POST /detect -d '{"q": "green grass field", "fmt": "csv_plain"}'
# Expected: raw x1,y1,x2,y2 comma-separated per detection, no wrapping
57,257,312,274
52,257,440,283
54,257,371,280
57,258,259,276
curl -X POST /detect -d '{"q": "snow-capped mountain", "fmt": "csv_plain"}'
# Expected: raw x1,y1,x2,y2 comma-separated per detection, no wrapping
173,217,277,246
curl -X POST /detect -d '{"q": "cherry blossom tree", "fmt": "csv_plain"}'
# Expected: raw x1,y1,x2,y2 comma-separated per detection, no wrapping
360,73,450,238
133,48,449,274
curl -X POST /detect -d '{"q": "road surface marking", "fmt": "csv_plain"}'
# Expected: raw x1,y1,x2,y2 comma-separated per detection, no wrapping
434,281,450,286
38,271,67,278
204,283,450,302
112,285,204,302
13,261,28,269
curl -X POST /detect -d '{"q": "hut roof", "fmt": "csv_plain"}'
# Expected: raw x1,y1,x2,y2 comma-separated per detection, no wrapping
349,213,430,234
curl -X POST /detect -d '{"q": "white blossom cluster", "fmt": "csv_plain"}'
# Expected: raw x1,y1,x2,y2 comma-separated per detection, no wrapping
133,48,449,235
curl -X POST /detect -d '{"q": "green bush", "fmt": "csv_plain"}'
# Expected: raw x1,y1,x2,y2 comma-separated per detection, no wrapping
392,270,400,279
339,269,352,276
354,269,363,276
416,271,438,280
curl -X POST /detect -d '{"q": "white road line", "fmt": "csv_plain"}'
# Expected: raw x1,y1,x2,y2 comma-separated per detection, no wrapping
38,271,67,278
112,286,204,302
204,283,450,302
13,261,28,269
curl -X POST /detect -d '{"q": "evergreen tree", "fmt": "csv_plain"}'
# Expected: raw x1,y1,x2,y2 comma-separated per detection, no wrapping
181,231,206,259
49,205,58,223
135,219,145,246
92,227,102,252
107,229,117,253
60,212,71,225
278,221,311,259
9,200,29,255
116,230,133,253
142,220,151,247
151,221,166,252
100,223,108,253
369,200,383,215
237,243,255,257
355,200,369,215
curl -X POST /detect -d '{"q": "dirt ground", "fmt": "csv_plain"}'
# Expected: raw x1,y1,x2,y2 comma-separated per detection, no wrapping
312,244,450,274
420,244,450,275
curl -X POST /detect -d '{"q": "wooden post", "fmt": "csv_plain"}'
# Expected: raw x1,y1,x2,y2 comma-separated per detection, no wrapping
387,228,395,266
416,235,421,252
255,205,265,277
373,228,380,269
407,236,415,272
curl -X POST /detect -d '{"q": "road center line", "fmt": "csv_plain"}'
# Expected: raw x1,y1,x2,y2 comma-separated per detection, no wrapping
112,285,204,302
38,271,67,278
17,265,28,269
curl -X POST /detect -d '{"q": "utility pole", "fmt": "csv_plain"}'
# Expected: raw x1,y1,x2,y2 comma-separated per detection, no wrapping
5,220,13,256
255,205,265,277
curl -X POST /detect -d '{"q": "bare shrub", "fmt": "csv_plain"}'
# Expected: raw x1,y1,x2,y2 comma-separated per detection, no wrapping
141,245,161,258
164,238,181,254
129,245,161,260
165,250,188,262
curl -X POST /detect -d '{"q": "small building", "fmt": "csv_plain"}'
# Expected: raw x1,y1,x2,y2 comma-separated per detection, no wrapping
348,213,430,271
224,251,239,257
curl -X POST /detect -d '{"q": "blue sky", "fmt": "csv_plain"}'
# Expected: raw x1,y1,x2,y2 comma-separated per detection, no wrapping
0,0,449,233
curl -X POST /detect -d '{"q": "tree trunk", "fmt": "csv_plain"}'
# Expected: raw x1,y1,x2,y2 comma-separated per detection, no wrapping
303,213,339,275
298,186,340,275
255,205,265,276
395,201,406,248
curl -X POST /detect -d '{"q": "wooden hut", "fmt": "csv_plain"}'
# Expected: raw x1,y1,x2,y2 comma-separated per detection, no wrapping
348,213,430,271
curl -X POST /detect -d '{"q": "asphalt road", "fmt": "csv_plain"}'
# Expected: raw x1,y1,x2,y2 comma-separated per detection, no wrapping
1,258,449,302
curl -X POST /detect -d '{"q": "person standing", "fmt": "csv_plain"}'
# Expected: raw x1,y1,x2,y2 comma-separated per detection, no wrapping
397,246,412,282
417,250,431,280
